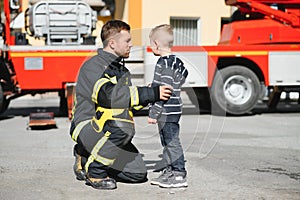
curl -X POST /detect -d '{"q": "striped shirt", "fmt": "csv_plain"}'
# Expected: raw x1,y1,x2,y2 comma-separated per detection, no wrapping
149,55,188,122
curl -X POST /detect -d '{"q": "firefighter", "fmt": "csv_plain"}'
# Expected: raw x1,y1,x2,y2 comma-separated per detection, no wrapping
70,20,172,190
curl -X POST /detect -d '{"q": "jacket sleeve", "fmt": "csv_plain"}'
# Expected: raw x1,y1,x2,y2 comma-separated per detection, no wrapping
92,74,160,108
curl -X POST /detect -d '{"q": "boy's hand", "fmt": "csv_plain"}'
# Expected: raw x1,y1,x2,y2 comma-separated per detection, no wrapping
159,85,172,100
148,117,157,124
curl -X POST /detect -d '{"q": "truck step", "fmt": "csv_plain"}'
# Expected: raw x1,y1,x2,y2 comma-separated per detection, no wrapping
28,112,57,130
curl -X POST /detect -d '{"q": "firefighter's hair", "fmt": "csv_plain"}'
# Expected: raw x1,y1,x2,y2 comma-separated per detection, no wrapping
149,24,174,48
101,20,131,47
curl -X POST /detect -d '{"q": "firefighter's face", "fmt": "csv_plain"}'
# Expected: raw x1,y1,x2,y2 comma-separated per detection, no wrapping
110,30,132,58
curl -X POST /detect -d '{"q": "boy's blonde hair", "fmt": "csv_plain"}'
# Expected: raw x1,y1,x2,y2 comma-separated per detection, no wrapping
149,24,174,48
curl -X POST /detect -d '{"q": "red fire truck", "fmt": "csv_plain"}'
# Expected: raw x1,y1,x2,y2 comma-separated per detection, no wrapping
145,0,300,115
0,0,103,117
1,0,300,116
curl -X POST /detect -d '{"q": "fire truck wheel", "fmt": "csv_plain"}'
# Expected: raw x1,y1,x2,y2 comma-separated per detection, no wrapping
211,66,260,115
0,84,10,114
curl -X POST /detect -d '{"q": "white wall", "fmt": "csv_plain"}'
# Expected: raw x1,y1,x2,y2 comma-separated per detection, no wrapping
141,0,231,46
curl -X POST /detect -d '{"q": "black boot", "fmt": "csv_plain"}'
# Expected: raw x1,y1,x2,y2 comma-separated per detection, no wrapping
86,176,117,190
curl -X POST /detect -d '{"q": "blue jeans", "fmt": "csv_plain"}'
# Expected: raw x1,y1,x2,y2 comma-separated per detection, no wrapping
158,122,186,173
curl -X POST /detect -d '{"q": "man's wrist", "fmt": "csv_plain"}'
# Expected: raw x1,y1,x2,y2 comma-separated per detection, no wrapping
153,86,160,101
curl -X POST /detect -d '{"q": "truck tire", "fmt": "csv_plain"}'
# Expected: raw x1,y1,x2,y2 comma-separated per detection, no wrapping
210,66,261,115
0,84,10,114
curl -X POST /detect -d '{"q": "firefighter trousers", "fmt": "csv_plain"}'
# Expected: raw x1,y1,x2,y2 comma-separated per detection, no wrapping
70,120,147,183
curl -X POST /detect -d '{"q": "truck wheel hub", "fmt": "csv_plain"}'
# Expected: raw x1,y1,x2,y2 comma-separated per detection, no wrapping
224,75,252,105
228,84,243,97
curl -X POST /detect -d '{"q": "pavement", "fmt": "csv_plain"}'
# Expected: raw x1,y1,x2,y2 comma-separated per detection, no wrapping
0,93,299,200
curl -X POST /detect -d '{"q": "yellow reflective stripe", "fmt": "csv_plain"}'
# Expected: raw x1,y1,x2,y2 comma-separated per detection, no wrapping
92,78,110,104
93,117,134,133
96,106,134,120
129,110,134,118
92,116,103,133
92,107,117,133
92,75,118,104
114,118,134,123
71,93,77,121
85,155,94,173
92,107,134,133
133,105,143,111
129,86,139,106
71,119,90,142
84,131,115,172
104,74,117,84
94,154,115,166
109,76,117,84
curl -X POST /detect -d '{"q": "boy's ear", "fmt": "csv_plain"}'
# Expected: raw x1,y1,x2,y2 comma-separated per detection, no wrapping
154,40,159,49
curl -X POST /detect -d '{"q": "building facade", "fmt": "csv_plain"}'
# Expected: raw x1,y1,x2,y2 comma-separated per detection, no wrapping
124,0,231,46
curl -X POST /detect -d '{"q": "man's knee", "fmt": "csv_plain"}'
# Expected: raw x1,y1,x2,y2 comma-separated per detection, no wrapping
109,151,148,183
114,170,148,183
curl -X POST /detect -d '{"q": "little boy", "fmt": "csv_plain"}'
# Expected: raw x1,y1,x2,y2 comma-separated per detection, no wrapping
148,24,188,188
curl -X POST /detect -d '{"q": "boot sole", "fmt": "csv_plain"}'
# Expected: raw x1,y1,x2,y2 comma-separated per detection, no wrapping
74,170,86,181
85,178,117,190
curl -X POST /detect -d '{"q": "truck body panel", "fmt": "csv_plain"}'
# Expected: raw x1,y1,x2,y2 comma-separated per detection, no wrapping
9,46,97,90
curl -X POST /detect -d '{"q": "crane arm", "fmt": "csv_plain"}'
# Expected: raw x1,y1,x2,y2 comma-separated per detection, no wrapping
225,0,300,27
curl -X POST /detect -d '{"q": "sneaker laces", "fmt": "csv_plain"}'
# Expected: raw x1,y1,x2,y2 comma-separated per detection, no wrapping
160,166,172,177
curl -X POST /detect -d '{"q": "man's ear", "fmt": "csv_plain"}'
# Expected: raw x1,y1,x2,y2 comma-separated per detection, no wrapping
108,39,115,49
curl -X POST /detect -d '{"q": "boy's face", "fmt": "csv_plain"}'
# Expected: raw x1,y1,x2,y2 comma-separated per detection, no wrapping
111,30,133,58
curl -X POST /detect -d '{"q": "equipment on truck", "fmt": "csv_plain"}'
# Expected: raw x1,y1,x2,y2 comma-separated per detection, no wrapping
25,1,97,45
0,0,112,117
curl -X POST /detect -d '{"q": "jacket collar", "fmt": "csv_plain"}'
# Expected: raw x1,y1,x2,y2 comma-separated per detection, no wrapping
97,48,122,64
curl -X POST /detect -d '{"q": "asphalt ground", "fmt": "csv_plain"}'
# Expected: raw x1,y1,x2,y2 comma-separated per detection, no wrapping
0,93,299,200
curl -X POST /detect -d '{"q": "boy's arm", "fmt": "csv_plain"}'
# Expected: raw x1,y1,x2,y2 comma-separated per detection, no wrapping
149,59,176,120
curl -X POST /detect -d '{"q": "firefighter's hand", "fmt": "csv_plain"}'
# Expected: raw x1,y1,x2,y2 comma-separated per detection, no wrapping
159,85,172,100
148,117,157,124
